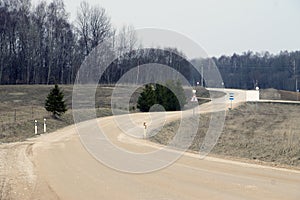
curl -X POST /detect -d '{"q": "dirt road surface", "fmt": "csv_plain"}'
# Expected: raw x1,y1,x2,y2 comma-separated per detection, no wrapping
1,89,299,200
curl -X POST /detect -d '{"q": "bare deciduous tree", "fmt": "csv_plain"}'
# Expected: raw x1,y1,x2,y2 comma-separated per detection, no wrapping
76,1,112,56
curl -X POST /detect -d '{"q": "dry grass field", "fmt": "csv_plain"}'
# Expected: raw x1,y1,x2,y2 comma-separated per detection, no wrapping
260,88,300,101
0,85,115,143
0,84,208,143
150,102,300,167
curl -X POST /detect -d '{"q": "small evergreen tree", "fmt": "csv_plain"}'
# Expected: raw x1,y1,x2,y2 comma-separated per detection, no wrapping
137,84,156,112
45,84,67,118
137,81,187,112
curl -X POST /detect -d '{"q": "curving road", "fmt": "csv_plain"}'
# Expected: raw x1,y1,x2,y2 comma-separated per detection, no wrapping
1,89,300,200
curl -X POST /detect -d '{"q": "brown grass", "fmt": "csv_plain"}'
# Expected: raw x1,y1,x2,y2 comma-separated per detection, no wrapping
0,85,115,143
0,84,213,143
261,88,300,101
150,102,300,167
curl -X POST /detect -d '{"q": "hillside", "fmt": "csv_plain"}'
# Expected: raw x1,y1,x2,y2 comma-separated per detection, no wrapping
0,85,210,143
150,102,300,168
0,85,114,143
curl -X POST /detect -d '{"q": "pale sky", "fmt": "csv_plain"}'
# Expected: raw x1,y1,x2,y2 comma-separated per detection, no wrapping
33,0,300,57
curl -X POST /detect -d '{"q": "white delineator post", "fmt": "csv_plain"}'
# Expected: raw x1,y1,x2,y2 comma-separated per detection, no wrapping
44,118,47,133
34,120,38,135
143,122,147,139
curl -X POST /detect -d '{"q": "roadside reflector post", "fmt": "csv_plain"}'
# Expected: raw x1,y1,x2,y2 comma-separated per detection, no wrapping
229,93,234,110
191,89,198,116
34,120,38,135
44,118,47,133
143,122,147,139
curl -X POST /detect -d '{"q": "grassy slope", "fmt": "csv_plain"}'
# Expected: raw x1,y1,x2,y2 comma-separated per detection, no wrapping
150,102,300,167
0,85,210,143
0,85,114,143
261,88,300,101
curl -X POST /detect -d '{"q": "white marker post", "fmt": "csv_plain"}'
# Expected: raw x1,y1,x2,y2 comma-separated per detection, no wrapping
34,120,38,135
191,89,198,116
44,118,47,133
143,122,147,139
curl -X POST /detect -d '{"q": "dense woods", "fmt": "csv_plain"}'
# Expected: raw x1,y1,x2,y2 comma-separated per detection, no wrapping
0,0,114,84
212,51,300,91
0,0,299,91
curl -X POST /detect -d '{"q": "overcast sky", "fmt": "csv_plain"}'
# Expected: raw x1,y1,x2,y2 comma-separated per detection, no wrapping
33,0,300,57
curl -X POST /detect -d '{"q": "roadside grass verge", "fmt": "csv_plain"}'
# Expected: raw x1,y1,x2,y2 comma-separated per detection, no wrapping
149,102,300,167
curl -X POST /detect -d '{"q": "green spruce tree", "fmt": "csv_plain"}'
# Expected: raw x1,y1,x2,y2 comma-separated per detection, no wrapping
137,84,156,112
45,84,67,118
137,81,187,112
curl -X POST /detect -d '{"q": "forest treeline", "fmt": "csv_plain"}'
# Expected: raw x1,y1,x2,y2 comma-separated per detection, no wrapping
0,0,133,85
212,51,300,91
0,0,299,91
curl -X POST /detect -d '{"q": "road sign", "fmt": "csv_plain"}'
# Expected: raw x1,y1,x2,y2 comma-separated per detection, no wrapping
191,95,198,102
229,93,234,101
229,93,234,110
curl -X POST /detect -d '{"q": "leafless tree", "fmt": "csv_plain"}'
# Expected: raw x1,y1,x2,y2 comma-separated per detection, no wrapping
116,25,137,57
76,1,112,56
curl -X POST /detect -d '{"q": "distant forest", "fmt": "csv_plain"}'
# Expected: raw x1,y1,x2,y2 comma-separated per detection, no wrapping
212,51,300,91
0,0,299,91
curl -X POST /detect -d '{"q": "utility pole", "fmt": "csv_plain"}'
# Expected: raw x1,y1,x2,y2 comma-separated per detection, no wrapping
136,61,140,85
294,59,297,92
294,59,299,101
201,64,204,87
